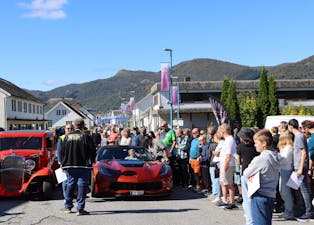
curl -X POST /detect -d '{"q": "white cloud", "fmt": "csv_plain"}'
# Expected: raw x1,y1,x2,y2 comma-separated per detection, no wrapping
18,0,68,19
42,79,68,87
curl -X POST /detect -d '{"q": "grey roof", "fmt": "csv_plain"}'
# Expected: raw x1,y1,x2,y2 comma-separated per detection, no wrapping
0,78,41,102
44,98,82,113
44,98,86,119
150,79,314,94
63,102,86,119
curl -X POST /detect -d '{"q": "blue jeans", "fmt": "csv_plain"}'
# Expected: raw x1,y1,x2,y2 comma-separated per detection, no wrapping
65,168,90,211
210,166,221,197
62,170,69,200
241,176,253,225
299,171,314,215
251,193,274,225
279,169,294,216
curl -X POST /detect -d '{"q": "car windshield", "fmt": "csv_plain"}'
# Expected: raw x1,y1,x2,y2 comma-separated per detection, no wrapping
97,146,154,162
0,137,42,151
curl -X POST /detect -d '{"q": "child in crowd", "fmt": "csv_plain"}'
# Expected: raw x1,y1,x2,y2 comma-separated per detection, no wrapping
243,129,280,225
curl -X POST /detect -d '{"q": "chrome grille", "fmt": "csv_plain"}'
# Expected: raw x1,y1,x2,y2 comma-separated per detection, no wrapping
0,155,25,192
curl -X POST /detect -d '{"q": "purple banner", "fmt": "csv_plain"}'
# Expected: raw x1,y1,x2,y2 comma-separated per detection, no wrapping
120,103,127,114
172,86,178,105
129,97,135,110
160,62,170,91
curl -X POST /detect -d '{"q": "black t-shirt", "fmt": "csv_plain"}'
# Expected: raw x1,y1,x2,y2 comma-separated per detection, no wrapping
236,143,259,174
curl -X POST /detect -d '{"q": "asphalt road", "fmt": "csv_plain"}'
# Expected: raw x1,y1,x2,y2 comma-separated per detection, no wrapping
0,186,308,225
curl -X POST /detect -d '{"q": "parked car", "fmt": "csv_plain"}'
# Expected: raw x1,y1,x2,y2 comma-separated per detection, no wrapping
0,130,58,199
91,146,172,198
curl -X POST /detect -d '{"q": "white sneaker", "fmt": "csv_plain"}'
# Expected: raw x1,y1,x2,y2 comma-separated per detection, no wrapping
211,197,221,203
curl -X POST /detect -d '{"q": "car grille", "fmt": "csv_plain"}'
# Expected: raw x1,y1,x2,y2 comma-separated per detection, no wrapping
0,155,25,192
110,181,163,190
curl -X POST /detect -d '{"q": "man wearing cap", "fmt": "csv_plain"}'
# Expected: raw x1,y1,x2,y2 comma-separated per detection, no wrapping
160,121,176,163
61,118,95,216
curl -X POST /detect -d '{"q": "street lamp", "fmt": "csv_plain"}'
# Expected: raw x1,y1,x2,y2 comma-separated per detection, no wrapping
163,48,173,129
172,76,180,121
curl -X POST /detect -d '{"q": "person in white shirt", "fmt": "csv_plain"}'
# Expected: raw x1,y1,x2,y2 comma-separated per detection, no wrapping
216,123,237,210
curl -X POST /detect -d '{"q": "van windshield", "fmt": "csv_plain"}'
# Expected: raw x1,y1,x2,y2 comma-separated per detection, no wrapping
0,137,42,151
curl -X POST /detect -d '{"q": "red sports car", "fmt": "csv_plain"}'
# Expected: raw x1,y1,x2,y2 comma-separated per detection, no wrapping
91,146,173,197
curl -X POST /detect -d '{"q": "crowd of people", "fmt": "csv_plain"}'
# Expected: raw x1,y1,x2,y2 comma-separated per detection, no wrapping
57,118,314,223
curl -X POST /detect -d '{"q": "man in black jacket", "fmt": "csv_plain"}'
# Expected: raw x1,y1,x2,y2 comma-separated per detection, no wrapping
61,118,95,216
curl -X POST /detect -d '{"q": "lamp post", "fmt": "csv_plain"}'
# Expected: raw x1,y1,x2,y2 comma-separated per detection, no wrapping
163,48,173,129
172,76,180,121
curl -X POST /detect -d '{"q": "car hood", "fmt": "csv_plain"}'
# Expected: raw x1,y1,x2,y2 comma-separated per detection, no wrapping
96,159,164,177
0,150,42,160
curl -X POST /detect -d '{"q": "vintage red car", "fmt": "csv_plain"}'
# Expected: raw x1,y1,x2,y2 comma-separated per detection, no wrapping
91,146,173,198
0,130,58,199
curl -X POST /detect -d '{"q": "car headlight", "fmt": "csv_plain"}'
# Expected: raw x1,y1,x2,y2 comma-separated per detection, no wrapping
97,166,112,176
159,164,170,176
24,159,36,171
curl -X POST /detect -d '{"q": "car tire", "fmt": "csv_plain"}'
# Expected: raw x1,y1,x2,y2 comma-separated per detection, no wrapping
90,170,98,198
40,179,53,200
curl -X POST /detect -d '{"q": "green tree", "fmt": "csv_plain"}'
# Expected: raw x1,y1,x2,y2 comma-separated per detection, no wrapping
268,74,279,115
280,105,312,115
257,67,269,128
237,92,257,127
226,81,241,126
220,76,230,106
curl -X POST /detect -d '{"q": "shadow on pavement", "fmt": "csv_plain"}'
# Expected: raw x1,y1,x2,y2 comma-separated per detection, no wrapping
0,197,25,218
89,208,199,215
88,186,208,202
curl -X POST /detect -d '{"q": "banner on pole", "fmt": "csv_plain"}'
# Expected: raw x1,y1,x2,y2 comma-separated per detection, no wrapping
129,97,135,111
172,86,178,105
160,62,170,91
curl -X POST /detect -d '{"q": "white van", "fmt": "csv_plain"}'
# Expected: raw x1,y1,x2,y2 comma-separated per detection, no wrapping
264,115,314,130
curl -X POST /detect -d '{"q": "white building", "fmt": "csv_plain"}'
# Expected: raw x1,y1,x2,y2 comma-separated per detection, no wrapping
0,78,47,130
130,79,314,131
129,83,216,132
44,98,95,130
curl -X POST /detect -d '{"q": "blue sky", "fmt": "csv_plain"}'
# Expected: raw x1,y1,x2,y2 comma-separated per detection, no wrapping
1,0,314,91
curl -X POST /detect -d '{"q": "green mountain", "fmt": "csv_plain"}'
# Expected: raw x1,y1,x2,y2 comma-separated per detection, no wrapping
27,55,314,113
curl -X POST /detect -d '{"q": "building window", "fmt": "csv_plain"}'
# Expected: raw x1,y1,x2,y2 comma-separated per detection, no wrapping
37,105,39,114
18,101,22,112
12,100,16,111
153,94,158,106
62,109,66,115
33,105,35,114
23,102,27,113
28,103,32,113
40,106,43,114
56,110,61,115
